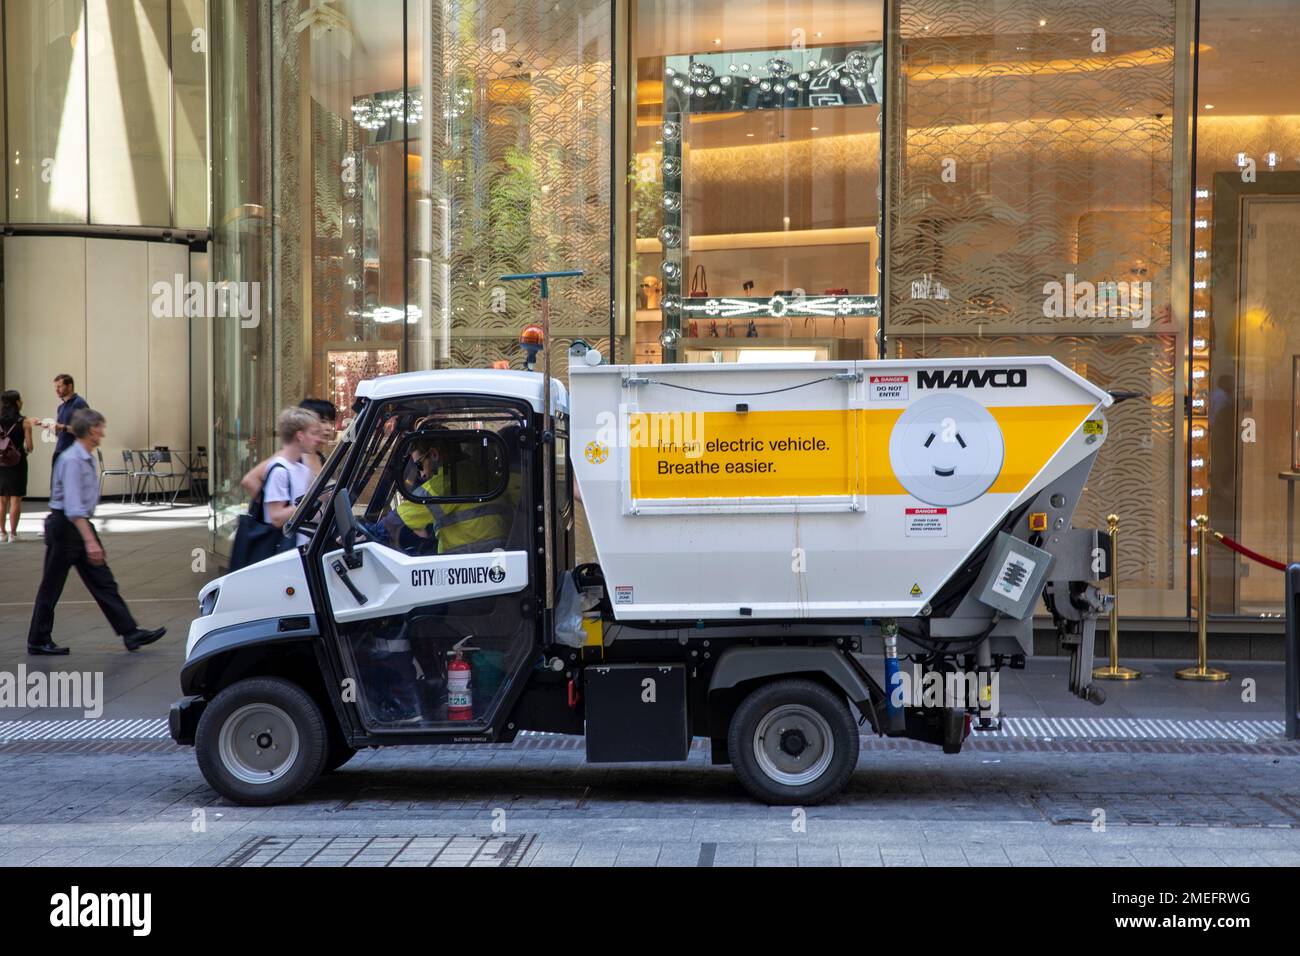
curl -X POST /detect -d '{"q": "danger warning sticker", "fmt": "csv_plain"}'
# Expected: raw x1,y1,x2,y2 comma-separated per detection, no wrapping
905,506,948,537
614,586,634,605
869,374,909,402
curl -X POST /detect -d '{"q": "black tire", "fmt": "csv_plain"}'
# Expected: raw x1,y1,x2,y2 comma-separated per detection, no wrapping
726,679,859,805
195,677,329,805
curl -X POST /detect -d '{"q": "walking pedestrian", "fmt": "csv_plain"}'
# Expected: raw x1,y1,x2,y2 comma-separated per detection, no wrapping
239,397,334,497
26,407,167,656
0,389,33,543
50,373,88,469
261,406,321,547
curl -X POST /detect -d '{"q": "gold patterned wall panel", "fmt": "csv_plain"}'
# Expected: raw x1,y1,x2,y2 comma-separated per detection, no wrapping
889,0,1183,604
433,1,613,372
897,333,1179,592
889,0,1177,333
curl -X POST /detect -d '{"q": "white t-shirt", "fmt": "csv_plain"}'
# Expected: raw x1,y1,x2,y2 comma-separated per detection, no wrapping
263,454,313,547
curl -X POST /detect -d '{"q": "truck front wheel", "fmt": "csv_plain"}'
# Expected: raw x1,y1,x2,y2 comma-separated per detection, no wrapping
195,677,329,806
727,679,859,805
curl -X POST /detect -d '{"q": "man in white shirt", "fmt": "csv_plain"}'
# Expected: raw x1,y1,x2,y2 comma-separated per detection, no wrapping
261,406,322,548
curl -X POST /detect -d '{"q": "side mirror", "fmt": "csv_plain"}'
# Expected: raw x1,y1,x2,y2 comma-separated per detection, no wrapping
333,486,357,557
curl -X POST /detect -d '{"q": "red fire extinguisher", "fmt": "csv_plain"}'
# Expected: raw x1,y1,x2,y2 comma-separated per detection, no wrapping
447,637,476,721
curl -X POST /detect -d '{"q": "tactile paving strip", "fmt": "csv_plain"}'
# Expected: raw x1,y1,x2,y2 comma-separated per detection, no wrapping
0,716,1295,754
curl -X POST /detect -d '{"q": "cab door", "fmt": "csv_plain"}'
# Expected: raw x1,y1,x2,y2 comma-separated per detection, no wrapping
316,397,539,734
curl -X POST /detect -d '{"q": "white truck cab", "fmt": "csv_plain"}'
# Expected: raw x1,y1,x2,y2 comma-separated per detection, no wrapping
173,353,1115,806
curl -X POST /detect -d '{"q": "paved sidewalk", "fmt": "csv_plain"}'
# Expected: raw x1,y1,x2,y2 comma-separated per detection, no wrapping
1,746,1299,867
0,502,215,720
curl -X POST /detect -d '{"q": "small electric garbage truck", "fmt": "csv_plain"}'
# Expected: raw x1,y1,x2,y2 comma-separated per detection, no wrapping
172,351,1114,805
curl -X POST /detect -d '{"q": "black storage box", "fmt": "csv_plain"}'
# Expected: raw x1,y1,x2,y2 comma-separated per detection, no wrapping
584,663,689,762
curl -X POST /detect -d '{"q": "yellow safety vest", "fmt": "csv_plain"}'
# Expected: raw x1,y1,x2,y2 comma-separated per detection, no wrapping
397,461,512,555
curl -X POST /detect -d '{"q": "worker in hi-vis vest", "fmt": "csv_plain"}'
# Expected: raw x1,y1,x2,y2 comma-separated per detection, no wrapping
390,433,513,555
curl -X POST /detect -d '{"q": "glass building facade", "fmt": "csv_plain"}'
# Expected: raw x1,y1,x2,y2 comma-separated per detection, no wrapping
0,1,212,497
0,0,209,230
208,0,1300,628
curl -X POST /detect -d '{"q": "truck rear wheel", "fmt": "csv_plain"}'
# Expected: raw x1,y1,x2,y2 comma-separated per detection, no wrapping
727,679,859,805
195,677,329,806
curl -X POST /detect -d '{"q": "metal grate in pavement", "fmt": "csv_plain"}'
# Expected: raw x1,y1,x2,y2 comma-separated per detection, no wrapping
218,834,536,867
1028,791,1300,828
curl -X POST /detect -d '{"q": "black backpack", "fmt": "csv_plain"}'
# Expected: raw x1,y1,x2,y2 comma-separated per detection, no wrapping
0,421,20,468
228,462,296,571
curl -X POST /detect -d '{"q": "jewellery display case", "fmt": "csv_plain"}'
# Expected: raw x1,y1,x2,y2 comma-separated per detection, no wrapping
648,42,883,363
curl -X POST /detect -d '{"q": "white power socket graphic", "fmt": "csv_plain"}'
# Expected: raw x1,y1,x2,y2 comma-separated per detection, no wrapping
888,393,1005,506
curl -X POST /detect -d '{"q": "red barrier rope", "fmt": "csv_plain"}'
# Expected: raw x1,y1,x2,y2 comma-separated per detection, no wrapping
1211,530,1287,571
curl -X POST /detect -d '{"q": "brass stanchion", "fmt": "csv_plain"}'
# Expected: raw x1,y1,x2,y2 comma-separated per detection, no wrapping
1177,514,1229,681
1094,513,1140,680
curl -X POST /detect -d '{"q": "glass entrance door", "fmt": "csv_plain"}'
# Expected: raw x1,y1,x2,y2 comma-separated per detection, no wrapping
1233,197,1300,613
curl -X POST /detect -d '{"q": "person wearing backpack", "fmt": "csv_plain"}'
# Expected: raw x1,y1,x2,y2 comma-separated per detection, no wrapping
228,406,321,570
0,389,34,543
238,396,335,499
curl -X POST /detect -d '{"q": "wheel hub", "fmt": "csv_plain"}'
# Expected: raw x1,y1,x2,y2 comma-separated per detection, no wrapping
218,703,301,786
753,703,835,787
780,729,808,756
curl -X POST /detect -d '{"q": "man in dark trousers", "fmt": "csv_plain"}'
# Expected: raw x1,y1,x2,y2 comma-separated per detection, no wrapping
50,373,88,468
27,408,166,656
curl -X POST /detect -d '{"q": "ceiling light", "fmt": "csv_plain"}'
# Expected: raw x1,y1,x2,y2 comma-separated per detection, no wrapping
809,126,819,131
712,37,721,45
1204,103,1214,110
1038,18,1046,26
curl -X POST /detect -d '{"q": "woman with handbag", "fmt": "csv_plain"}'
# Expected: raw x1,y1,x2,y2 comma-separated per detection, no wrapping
229,406,321,570
0,389,34,543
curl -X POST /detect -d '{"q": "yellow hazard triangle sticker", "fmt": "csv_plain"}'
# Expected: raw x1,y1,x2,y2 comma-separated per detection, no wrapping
910,582,922,596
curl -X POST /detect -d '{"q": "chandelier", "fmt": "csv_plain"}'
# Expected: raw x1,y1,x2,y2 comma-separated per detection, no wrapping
351,92,424,131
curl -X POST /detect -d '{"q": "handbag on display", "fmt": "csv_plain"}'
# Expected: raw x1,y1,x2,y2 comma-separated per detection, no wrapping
228,462,296,571
689,265,709,298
